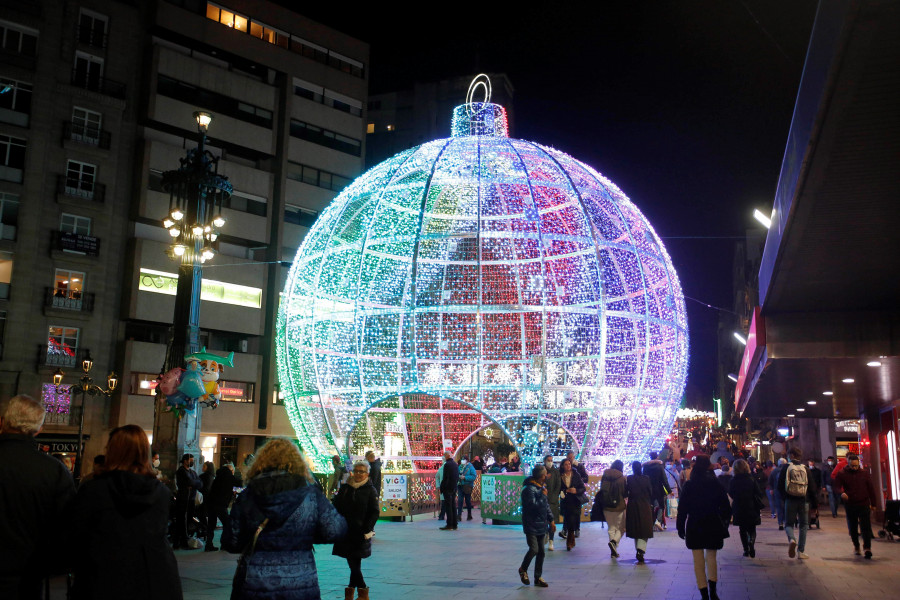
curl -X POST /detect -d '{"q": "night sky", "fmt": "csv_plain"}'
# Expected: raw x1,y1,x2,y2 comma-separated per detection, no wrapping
296,1,819,406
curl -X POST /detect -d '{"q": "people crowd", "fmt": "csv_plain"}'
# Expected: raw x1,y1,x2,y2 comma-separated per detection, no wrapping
0,392,886,598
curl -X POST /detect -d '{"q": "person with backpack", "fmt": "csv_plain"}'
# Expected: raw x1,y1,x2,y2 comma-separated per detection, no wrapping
600,460,627,558
777,446,818,559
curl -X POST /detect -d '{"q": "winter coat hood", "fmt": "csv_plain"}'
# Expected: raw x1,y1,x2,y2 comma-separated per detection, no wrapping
98,470,163,518
601,468,624,481
246,470,311,527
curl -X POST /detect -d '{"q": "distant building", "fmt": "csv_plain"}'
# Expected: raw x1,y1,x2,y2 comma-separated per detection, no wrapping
0,0,367,475
365,73,513,168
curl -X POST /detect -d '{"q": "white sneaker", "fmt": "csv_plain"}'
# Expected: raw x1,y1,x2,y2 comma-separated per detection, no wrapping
548,540,555,551
798,552,809,559
788,539,797,558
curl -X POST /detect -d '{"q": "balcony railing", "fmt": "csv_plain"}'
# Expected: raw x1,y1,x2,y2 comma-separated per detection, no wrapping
57,175,105,203
41,344,79,368
63,121,111,149
70,69,126,100
55,231,100,256
76,25,107,49
45,287,95,312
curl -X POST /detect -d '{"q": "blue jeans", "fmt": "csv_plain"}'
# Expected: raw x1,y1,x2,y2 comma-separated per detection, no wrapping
773,490,786,525
766,489,776,517
784,497,808,552
825,484,838,517
457,486,473,517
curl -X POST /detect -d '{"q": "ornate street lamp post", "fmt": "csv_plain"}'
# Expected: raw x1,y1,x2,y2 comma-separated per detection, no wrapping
153,111,232,473
54,355,118,482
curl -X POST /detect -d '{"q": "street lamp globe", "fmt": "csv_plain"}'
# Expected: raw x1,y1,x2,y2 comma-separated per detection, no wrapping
193,110,212,133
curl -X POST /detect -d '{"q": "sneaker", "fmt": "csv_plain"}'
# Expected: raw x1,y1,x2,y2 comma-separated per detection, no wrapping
608,541,619,558
788,539,797,558
548,540,554,551
798,552,809,559
534,578,549,588
560,530,568,539
864,549,872,559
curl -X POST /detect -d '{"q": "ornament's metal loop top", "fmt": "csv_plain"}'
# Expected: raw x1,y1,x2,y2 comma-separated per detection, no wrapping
466,74,492,114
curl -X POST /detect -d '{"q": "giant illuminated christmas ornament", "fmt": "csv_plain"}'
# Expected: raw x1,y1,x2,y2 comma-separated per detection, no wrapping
278,75,688,474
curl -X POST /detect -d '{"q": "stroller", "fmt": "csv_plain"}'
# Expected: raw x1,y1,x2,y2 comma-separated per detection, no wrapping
878,500,900,541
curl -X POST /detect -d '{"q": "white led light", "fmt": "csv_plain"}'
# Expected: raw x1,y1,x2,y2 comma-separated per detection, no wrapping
842,378,855,383
867,361,882,367
168,227,180,237
807,401,816,405
171,209,184,221
213,216,226,228
823,391,833,396
753,208,772,229
733,332,747,345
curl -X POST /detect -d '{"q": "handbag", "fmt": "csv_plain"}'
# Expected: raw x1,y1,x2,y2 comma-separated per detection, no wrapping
460,484,474,495
576,492,589,505
194,490,204,506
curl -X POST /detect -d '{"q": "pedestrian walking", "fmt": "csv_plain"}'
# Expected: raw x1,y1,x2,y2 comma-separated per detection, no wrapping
559,458,586,550
565,451,589,538
543,455,561,551
677,454,730,600
457,456,477,521
208,461,242,550
777,446,818,559
643,451,669,530
365,451,382,496
224,438,347,600
600,459,627,558
625,460,654,562
729,458,763,557
832,452,878,558
174,453,202,549
768,458,787,529
332,460,379,600
199,461,217,551
518,465,553,588
69,425,182,600
823,456,839,518
0,395,76,598
439,451,459,530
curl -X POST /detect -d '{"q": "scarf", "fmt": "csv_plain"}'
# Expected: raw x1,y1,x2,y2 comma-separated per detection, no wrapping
348,475,369,488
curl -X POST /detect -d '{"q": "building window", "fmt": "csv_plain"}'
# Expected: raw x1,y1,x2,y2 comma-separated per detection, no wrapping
77,9,107,48
47,325,79,367
248,19,288,48
73,52,103,90
289,119,361,157
366,123,374,134
157,75,273,129
0,192,18,241
286,161,352,193
0,252,12,300
284,204,318,228
293,78,362,117
226,190,267,217
0,78,32,126
65,160,97,199
52,268,85,306
60,213,91,235
0,134,25,183
71,107,102,145
41,383,73,425
0,20,38,57
206,3,248,32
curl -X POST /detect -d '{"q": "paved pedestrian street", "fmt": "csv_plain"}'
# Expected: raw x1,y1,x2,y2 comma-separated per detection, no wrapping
54,509,900,599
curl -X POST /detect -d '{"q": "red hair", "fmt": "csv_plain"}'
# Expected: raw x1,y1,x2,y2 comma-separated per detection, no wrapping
104,424,154,477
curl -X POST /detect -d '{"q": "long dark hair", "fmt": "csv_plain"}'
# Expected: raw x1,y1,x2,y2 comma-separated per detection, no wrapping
631,461,642,476
691,454,712,481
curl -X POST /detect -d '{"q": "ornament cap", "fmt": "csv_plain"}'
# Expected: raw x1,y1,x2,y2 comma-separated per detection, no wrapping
452,102,509,137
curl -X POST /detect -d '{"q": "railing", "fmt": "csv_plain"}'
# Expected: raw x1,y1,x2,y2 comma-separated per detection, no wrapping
41,345,79,368
63,121,111,149
76,25,107,49
70,69,126,100
44,287,95,312
55,231,101,256
57,175,105,203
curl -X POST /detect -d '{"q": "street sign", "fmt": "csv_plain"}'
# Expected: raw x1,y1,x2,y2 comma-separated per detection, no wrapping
383,474,407,500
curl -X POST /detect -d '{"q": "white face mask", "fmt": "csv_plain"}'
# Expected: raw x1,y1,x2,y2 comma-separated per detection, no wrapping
152,459,160,468
461,459,467,464
544,461,553,468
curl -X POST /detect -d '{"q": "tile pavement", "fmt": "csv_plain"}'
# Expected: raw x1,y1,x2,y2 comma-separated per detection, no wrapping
53,507,900,599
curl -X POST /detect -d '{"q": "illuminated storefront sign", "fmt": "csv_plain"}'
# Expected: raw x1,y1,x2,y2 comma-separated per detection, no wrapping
138,268,262,308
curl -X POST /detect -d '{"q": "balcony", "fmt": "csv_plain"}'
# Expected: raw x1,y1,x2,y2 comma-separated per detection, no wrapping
41,344,80,368
70,69,126,100
55,231,100,257
76,25,107,50
45,287,95,313
63,122,111,150
57,175,105,203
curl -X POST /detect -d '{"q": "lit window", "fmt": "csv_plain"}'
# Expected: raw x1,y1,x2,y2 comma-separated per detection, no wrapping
47,325,79,367
52,268,85,308
138,268,262,308
386,124,394,131
0,251,12,300
366,123,374,134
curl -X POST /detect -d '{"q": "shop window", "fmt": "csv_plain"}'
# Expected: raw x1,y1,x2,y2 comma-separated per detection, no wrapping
65,160,97,198
47,325,78,367
0,134,25,183
71,107,102,144
0,252,12,300
0,78,32,126
0,192,18,241
60,213,91,235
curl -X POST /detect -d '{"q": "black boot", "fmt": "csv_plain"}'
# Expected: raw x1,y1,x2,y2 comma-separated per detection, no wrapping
700,588,710,600
467,510,473,520
708,580,720,600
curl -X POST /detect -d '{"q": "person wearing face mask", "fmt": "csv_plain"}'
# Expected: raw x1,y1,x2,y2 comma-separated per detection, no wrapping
457,456,477,521
823,456,838,518
832,453,878,558
542,455,561,551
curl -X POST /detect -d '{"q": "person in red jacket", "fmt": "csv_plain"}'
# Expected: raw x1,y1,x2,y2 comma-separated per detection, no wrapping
832,453,878,559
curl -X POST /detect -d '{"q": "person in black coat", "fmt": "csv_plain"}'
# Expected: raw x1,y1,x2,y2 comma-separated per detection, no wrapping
208,461,243,551
559,458,586,550
174,453,202,549
625,461,654,562
332,460,379,600
199,461,217,550
729,459,763,557
365,451,383,496
677,454,731,600
519,465,554,587
439,451,460,530
70,425,182,599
